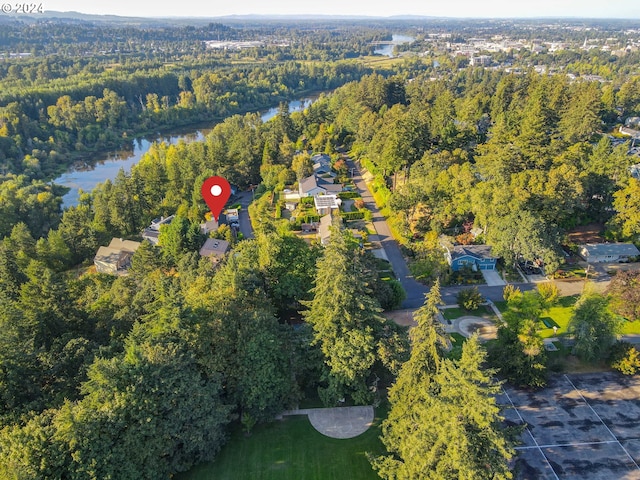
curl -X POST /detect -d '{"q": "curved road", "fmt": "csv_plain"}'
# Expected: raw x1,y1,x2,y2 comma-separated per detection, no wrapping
347,158,533,308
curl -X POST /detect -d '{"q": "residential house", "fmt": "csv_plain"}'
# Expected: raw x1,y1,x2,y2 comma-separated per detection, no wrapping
298,174,343,197
311,153,331,167
314,195,341,216
199,238,230,264
142,215,174,245
444,245,497,271
94,238,141,275
314,163,335,177
301,222,319,233
579,243,640,263
620,126,640,138
200,213,227,235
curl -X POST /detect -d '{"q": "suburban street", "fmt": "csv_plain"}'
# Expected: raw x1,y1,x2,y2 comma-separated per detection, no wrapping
346,158,534,308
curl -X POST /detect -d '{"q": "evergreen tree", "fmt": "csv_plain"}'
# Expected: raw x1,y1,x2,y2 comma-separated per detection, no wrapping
303,227,397,405
375,329,513,479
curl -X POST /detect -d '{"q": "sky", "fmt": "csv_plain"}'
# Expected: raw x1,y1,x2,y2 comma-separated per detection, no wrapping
44,0,640,19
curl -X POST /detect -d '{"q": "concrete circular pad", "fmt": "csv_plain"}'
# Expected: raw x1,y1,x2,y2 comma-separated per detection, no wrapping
306,406,375,439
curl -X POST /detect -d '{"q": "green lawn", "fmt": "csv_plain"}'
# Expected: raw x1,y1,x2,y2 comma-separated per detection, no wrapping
441,305,497,322
538,295,578,339
495,294,640,339
178,411,385,480
619,319,640,335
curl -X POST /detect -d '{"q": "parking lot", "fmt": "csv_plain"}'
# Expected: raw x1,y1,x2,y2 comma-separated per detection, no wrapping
499,372,640,479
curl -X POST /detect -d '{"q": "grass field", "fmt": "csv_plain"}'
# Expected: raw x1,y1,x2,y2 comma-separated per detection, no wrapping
441,305,498,322
538,295,578,339
178,411,385,480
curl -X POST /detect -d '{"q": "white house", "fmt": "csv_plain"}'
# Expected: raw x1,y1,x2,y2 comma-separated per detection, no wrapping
314,195,341,216
579,243,640,263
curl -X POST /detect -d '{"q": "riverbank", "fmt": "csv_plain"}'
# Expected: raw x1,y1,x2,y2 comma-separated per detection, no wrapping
54,91,324,208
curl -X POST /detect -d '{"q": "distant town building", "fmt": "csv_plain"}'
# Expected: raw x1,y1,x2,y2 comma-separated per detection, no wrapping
470,55,492,66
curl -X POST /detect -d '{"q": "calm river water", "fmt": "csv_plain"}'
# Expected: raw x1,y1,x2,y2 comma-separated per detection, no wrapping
373,34,415,57
55,97,316,207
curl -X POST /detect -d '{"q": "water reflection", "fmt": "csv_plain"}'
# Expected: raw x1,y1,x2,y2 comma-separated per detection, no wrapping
55,97,316,208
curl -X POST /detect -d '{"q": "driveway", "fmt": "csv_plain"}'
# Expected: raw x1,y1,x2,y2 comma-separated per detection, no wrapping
481,269,506,286
234,190,254,239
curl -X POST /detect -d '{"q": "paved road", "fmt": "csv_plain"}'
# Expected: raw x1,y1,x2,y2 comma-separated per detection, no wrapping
234,190,254,239
347,158,534,308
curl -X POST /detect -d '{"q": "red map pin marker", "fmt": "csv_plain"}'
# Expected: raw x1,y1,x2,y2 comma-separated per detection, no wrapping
201,176,231,222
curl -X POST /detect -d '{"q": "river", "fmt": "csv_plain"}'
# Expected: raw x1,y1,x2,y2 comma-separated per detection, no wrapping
55,97,316,208
373,34,415,58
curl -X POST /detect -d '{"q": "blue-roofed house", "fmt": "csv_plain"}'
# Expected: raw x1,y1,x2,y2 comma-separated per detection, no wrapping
445,245,497,271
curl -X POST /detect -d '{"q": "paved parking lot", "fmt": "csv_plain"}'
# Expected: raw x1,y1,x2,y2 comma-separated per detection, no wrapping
499,372,640,480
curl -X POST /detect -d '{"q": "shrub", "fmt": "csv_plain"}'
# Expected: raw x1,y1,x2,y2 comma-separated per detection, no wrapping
537,282,559,306
608,341,640,375
340,211,365,221
338,191,361,199
457,287,483,311
503,284,521,303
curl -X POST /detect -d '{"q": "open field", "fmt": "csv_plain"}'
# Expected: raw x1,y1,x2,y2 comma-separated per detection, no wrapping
178,410,384,480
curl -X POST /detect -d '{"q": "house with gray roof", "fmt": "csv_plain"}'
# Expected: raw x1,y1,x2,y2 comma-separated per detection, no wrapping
579,243,640,263
298,174,343,197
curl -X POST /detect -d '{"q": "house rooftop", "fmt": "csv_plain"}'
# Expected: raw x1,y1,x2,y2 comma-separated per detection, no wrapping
580,243,640,257
314,195,341,210
299,175,318,194
450,244,495,260
108,238,141,253
311,153,331,165
94,246,125,265
321,183,343,194
149,215,175,231
199,238,230,258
